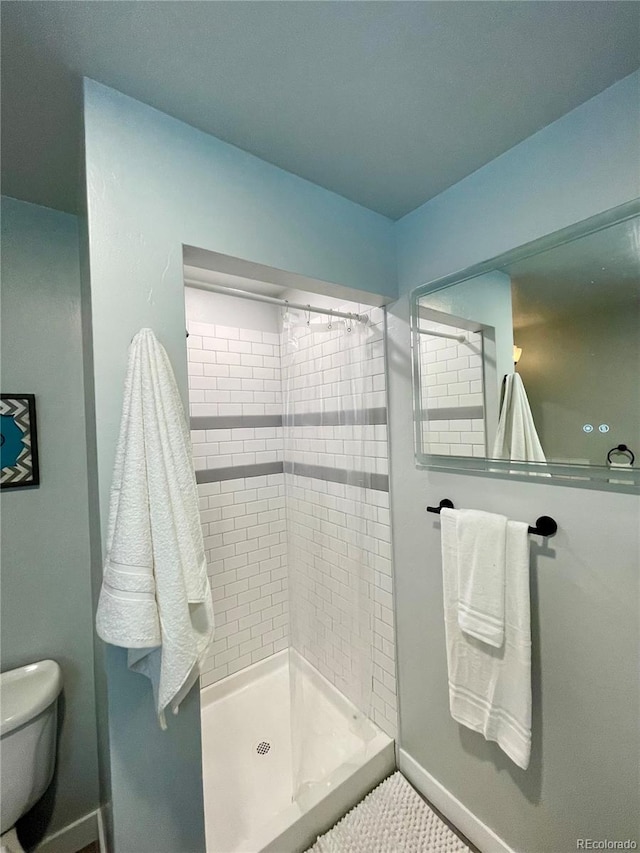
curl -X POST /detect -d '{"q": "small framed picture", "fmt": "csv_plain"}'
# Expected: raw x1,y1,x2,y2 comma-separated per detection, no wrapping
1,394,40,489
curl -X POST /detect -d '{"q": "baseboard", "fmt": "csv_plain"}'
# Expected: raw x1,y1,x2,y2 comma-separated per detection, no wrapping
96,807,107,853
34,809,100,853
398,749,517,853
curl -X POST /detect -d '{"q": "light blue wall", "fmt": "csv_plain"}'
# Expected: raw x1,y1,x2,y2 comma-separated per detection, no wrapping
419,269,513,399
397,70,640,293
390,71,640,852
82,78,396,853
80,69,639,853
0,197,99,846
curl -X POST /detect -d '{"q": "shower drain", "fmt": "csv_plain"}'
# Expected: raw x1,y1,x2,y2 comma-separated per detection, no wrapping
256,741,271,755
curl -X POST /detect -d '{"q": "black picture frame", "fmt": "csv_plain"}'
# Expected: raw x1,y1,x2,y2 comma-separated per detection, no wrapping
1,393,40,489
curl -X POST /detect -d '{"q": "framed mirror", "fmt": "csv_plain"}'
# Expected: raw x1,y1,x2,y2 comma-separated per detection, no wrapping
411,200,640,492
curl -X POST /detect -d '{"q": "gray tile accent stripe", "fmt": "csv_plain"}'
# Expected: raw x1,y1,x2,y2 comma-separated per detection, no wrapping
196,461,284,484
424,406,484,421
195,460,389,491
190,408,387,432
191,415,283,430
284,407,387,427
284,461,389,492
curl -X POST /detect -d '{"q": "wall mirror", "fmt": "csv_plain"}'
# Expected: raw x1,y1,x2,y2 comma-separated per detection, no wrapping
411,201,640,491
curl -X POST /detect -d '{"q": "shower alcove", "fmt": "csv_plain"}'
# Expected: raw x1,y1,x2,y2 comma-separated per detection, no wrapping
183,262,397,853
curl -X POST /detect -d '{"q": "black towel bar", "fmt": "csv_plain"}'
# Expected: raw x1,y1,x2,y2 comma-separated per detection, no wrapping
426,499,558,538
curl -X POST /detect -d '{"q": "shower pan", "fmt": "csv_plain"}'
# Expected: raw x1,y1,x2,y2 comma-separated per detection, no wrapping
201,651,393,852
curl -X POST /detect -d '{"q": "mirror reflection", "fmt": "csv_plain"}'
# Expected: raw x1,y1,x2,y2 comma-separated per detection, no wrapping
414,215,640,475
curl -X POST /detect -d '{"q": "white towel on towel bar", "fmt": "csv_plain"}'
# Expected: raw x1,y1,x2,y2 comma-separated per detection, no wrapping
95,328,214,728
441,507,532,769
455,509,507,648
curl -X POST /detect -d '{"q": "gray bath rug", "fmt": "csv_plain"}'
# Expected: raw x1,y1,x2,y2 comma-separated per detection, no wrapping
307,772,470,852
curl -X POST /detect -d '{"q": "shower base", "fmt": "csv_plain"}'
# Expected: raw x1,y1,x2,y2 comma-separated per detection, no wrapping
200,650,394,853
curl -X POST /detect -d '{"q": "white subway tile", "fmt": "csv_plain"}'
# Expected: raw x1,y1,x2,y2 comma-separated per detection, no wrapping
215,325,240,340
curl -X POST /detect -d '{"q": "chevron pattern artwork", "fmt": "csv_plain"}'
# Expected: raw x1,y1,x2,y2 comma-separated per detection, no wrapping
1,394,40,488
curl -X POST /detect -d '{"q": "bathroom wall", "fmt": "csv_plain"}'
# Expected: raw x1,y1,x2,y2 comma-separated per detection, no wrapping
390,71,640,853
82,78,396,853
82,64,638,853
419,272,514,390
397,71,640,293
417,270,513,458
0,197,99,847
185,291,288,685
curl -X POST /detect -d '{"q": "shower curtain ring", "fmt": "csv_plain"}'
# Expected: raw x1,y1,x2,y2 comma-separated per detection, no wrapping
327,309,333,331
306,305,311,327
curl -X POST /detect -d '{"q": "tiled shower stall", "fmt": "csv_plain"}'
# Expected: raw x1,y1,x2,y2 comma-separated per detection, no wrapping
419,320,486,458
186,288,397,738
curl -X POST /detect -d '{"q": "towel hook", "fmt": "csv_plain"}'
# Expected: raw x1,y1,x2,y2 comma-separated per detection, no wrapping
607,444,635,465
530,516,558,537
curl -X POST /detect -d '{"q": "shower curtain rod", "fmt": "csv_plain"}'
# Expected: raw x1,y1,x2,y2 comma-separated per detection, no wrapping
185,279,367,323
418,328,467,343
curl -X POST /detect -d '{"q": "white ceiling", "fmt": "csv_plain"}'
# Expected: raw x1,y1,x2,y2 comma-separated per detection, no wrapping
2,2,638,219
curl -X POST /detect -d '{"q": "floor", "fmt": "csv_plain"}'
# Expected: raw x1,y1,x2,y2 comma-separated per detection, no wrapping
414,792,481,853
307,772,471,853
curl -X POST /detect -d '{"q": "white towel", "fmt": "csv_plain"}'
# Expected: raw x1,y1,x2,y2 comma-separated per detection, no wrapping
455,509,507,648
441,508,532,769
95,328,214,728
492,373,546,463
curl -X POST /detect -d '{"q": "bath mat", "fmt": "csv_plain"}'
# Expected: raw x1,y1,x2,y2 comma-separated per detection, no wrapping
306,772,470,853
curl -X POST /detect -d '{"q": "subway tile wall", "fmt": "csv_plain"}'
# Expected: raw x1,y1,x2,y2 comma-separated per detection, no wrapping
186,299,397,738
282,309,387,478
282,307,397,737
285,474,396,736
195,475,288,686
187,320,288,686
187,321,282,422
420,322,486,457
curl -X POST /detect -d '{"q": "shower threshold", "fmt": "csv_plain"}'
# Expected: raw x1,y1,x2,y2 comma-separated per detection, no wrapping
200,650,395,853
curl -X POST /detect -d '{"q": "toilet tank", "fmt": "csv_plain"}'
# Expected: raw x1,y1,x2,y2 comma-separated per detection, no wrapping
0,660,63,834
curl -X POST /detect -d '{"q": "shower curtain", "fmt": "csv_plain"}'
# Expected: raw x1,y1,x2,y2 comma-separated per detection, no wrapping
281,308,377,801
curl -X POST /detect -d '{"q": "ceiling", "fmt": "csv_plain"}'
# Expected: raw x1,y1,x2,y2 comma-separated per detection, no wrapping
2,2,639,220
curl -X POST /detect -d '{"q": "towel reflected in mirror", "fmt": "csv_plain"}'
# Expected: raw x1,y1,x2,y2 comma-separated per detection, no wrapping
492,373,546,463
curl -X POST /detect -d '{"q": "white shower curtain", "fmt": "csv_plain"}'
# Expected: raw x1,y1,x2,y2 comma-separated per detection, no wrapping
281,310,376,801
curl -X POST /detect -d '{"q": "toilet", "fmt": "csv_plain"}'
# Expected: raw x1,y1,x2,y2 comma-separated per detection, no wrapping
0,660,63,853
